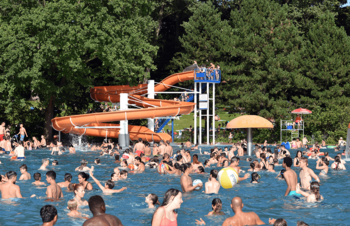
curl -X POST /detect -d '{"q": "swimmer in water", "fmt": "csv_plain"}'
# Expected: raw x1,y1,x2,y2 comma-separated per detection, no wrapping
204,169,220,194
32,173,46,186
72,183,88,207
299,157,320,190
78,172,93,190
151,188,183,226
75,159,91,171
331,155,346,170
69,144,76,154
267,163,275,173
52,160,58,166
46,170,63,200
0,171,23,198
119,170,128,180
221,197,275,226
58,173,72,188
82,195,124,226
19,164,31,180
228,157,250,181
180,163,203,192
207,198,224,216
195,166,206,174
316,158,329,176
40,205,58,226
145,193,160,208
282,157,299,196
89,170,127,193
95,158,101,165
185,139,192,148
67,199,87,219
296,182,323,203
134,156,145,173
165,163,182,175
250,172,260,184
39,159,50,170
276,169,286,180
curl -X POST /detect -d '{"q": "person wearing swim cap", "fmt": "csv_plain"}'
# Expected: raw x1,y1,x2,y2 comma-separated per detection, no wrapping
282,157,300,196
83,195,123,226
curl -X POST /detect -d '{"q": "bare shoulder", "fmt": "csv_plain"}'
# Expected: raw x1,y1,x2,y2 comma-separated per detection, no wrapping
222,217,236,226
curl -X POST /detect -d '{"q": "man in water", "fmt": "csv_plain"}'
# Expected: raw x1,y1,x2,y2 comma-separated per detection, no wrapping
134,156,145,173
40,205,58,226
83,195,123,226
165,140,173,156
185,139,191,148
4,136,12,154
0,122,5,141
302,136,309,147
228,157,249,182
133,138,145,156
158,140,166,155
144,143,151,156
17,124,28,142
46,170,63,200
0,171,23,198
296,138,302,148
282,157,299,196
39,159,50,170
222,197,275,226
19,164,31,180
180,163,203,192
299,157,320,190
204,169,220,194
13,141,25,160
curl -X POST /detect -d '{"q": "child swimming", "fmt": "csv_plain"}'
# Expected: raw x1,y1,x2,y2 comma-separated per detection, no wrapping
251,172,260,184
207,198,225,216
145,193,160,208
296,182,323,203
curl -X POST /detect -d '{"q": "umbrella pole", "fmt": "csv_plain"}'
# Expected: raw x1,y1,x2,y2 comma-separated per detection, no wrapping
247,128,252,156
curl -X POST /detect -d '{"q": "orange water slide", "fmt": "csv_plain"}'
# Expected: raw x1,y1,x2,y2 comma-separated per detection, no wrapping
51,71,195,142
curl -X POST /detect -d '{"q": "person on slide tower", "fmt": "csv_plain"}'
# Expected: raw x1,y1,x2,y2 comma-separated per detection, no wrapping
134,138,145,157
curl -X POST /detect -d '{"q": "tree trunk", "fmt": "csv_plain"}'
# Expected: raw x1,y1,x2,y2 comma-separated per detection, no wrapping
45,96,54,141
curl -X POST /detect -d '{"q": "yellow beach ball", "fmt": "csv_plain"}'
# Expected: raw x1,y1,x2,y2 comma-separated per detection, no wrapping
218,167,239,189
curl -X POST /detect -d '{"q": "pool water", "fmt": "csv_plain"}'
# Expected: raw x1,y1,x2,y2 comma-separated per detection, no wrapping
0,146,349,226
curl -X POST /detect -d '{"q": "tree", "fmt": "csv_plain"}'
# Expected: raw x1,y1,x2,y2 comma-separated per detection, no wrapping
0,0,157,140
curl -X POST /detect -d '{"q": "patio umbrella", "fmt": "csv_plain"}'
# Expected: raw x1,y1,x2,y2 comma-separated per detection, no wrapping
291,108,312,114
226,115,273,156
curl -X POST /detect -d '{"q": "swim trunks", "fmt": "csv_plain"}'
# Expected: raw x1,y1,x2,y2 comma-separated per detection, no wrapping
288,191,302,197
20,135,25,141
17,157,25,160
0,134,4,141
136,150,144,157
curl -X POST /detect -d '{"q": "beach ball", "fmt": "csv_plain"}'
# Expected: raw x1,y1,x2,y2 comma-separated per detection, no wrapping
157,163,169,174
193,179,203,190
218,167,239,189
128,164,134,170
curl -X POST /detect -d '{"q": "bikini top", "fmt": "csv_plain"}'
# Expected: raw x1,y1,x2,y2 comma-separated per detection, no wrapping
160,207,177,226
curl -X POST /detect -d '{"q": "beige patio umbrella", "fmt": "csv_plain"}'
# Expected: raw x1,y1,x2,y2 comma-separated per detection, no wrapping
226,115,274,156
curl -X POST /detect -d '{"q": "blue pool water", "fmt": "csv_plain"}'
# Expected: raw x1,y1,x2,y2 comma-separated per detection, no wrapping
0,146,349,226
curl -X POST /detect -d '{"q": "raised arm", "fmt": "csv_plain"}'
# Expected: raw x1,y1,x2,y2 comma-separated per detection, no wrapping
89,171,105,191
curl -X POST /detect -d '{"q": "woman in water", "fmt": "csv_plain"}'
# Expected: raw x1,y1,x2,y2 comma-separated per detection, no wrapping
296,182,323,203
316,158,329,176
58,173,72,188
248,163,255,172
40,135,46,147
195,166,206,174
324,152,334,161
120,159,128,169
207,198,225,216
145,193,160,208
69,144,76,154
251,172,260,183
166,163,182,176
51,141,60,155
259,153,268,170
78,172,93,190
192,154,203,172
73,183,88,207
294,151,302,167
331,156,346,170
75,159,91,171
152,188,183,226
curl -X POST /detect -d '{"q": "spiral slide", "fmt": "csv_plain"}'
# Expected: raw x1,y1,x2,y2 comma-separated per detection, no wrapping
51,71,195,142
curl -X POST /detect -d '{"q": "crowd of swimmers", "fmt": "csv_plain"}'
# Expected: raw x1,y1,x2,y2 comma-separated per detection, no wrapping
0,128,347,225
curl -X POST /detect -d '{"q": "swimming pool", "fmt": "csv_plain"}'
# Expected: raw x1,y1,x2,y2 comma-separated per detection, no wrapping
0,146,348,225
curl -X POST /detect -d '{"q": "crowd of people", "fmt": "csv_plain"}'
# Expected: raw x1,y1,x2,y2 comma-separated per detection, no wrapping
0,120,347,225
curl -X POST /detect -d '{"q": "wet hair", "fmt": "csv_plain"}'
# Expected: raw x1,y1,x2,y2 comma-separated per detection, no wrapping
114,155,120,160
296,151,302,158
95,158,101,164
161,188,181,206
251,172,260,183
88,195,106,214
67,199,78,210
297,221,309,226
246,157,252,161
276,167,285,177
273,218,287,226
267,148,272,153
53,160,58,165
149,193,160,205
211,198,222,211
163,153,170,159
42,158,49,164
46,170,56,180
73,183,84,196
122,159,128,165
105,180,115,189
310,181,321,201
78,172,89,181
34,172,41,181
176,155,183,161
180,163,192,173
197,166,205,173
250,163,255,169
273,159,278,164
269,164,275,169
193,154,200,164
20,164,27,171
210,169,218,179
323,159,329,166
64,173,72,182
40,205,57,223
135,156,142,162
120,170,128,176
283,157,292,167
231,156,240,163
